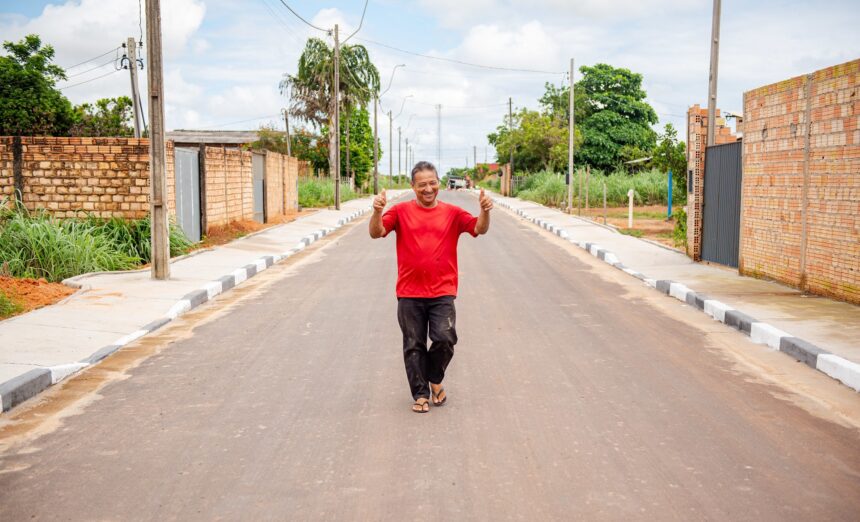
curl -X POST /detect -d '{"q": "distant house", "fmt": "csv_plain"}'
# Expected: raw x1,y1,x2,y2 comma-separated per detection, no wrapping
166,129,273,148
476,162,500,175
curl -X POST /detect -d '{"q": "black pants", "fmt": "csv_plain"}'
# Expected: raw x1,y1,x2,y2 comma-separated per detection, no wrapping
397,296,457,400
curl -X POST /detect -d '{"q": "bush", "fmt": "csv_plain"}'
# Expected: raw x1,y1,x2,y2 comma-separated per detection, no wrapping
298,179,359,208
673,208,687,249
0,204,195,282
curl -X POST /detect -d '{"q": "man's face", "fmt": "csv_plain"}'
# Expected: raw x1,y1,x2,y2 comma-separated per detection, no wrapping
412,169,440,207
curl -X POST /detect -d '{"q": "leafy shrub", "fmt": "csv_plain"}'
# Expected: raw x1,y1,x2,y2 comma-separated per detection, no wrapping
673,208,687,249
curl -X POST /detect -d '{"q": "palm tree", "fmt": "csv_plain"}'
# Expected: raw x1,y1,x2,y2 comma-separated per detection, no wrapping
282,37,380,181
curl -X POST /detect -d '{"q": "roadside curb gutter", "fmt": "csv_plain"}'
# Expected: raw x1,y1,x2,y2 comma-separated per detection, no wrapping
489,193,860,393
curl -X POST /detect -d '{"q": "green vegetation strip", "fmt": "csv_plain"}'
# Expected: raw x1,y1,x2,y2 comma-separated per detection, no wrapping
0,203,193,283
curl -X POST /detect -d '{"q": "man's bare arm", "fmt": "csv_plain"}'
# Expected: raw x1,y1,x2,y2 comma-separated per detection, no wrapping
475,189,492,235
369,190,387,239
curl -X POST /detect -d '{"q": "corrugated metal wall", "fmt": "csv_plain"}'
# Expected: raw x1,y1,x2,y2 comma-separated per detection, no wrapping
702,141,742,267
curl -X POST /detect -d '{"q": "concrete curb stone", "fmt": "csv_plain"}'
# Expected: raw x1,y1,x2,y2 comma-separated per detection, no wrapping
490,193,860,393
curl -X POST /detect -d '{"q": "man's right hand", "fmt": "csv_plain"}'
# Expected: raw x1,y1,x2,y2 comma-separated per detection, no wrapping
373,189,387,212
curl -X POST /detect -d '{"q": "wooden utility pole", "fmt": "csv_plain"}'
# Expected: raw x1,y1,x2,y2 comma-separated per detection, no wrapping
508,97,514,186
707,0,721,146
283,109,292,156
397,126,401,180
126,37,142,138
585,164,590,211
373,97,379,194
567,58,575,214
388,110,393,188
145,0,169,279
333,24,341,209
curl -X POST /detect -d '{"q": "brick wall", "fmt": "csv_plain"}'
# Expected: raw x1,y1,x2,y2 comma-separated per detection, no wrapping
263,151,300,218
685,105,739,260
741,59,860,303
0,137,301,234
0,137,151,218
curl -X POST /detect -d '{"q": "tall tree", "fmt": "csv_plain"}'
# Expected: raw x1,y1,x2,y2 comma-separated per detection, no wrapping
576,63,658,171
0,34,74,135
70,96,134,137
281,37,379,179
340,106,377,188
488,107,582,172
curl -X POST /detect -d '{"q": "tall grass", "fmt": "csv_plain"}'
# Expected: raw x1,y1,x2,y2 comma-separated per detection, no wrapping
513,168,683,208
298,178,358,208
0,204,194,282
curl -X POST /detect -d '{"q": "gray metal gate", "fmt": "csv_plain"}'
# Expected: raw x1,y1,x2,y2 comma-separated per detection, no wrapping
702,140,742,267
252,153,265,223
174,147,201,242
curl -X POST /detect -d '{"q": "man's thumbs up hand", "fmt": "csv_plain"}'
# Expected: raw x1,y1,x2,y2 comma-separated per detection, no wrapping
479,188,493,212
373,189,387,212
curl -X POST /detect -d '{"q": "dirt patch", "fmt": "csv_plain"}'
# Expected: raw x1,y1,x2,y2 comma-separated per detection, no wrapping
0,276,76,320
577,204,682,249
195,210,317,250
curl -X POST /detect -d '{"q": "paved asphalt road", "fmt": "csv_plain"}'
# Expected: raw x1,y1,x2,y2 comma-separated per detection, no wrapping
1,191,858,521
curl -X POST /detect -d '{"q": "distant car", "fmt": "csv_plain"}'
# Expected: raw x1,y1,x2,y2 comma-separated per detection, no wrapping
447,177,466,190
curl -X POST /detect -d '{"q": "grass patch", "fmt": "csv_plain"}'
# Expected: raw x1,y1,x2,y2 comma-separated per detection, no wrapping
0,203,194,283
515,168,685,208
299,179,359,208
0,290,22,318
618,228,644,238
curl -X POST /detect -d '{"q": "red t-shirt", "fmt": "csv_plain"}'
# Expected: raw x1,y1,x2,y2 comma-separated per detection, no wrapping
382,200,479,298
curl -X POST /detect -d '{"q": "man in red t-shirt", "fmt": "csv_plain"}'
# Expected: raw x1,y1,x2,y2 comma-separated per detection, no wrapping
369,161,492,413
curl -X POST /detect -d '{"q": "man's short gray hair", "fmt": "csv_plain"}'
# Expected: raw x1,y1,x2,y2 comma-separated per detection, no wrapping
411,161,438,183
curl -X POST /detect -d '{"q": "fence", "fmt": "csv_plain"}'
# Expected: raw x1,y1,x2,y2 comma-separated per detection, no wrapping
0,136,302,235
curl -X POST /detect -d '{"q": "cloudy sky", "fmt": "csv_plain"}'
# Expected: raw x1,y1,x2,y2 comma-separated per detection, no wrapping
1,0,858,174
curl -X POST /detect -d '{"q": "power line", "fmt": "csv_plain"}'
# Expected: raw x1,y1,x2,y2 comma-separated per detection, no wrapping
276,0,329,33
410,99,508,109
65,57,117,78
342,0,369,44
61,47,120,70
356,37,564,75
58,69,120,90
137,0,144,43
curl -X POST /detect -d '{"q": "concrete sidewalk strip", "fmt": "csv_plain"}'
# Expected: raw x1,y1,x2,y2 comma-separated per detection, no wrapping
0,192,406,413
489,192,860,393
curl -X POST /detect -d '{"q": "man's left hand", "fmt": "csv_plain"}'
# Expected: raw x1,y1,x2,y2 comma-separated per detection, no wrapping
479,189,493,213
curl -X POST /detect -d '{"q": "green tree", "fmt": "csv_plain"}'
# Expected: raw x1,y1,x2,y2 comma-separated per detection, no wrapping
70,96,134,137
488,108,581,172
651,123,687,193
538,81,587,126
281,38,380,179
577,63,658,171
0,34,74,135
292,128,330,173
340,106,378,188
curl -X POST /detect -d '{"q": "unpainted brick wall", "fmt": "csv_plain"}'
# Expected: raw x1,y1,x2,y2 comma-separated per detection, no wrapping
202,146,254,228
261,151,300,218
685,105,739,260
0,136,151,218
741,59,860,303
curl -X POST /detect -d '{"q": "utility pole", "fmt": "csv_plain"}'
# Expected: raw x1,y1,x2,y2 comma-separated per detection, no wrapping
567,58,575,214
388,110,393,188
707,0,721,146
508,97,514,196
333,24,341,209
436,104,442,174
145,0,169,279
397,126,401,181
373,97,378,194
286,113,292,157
126,37,142,138
405,137,409,173
473,145,477,169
